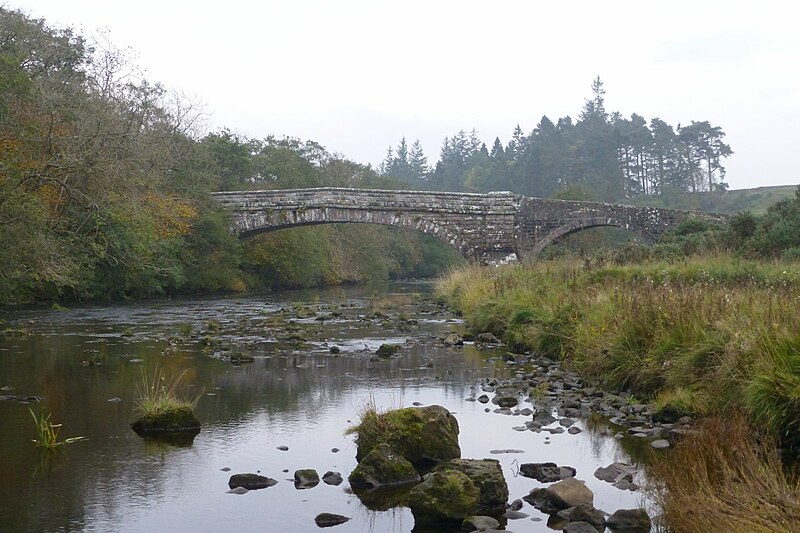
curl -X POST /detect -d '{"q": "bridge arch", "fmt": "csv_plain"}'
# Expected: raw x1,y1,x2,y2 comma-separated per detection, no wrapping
528,216,656,255
236,207,473,257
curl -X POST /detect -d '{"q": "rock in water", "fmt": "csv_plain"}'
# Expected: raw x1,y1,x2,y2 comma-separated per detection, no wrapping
408,471,479,526
564,522,602,533
436,458,509,516
314,513,350,528
375,343,401,357
130,406,201,435
322,471,343,486
545,478,594,509
348,443,420,489
352,405,461,467
594,462,637,483
228,473,278,490
443,333,464,346
606,508,651,531
519,462,576,483
294,469,320,489
462,515,499,531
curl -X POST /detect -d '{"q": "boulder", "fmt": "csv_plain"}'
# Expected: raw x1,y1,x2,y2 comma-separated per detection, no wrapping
352,405,461,467
443,333,464,346
462,515,499,531
564,522,602,533
294,468,320,489
314,513,350,527
492,395,518,408
130,406,201,435
228,473,278,490
375,343,401,357
606,508,651,531
594,462,637,483
322,471,343,486
557,503,606,528
546,478,594,509
519,462,576,483
438,459,509,515
408,470,480,526
348,443,420,489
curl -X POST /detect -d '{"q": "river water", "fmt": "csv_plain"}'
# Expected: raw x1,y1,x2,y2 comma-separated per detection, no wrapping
0,283,651,532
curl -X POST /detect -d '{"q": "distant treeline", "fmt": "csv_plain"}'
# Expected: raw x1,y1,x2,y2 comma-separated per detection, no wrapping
381,77,732,201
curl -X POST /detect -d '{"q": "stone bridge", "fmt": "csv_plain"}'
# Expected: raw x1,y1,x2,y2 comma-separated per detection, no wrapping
212,188,724,263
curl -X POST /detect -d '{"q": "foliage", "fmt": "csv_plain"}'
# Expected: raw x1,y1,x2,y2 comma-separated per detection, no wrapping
435,257,800,446
135,366,200,418
382,77,732,202
29,408,86,451
0,7,460,304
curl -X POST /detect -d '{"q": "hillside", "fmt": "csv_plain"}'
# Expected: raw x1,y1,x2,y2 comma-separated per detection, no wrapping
628,185,797,215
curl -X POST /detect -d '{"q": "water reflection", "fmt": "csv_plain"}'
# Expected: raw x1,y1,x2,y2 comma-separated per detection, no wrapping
0,284,652,532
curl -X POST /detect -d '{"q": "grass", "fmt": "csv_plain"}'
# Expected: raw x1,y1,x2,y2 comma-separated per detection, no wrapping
436,255,800,532
29,408,86,451
648,414,800,533
134,366,201,418
435,256,800,443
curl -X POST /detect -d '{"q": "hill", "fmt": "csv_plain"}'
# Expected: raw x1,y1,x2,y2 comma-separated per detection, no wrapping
627,185,797,215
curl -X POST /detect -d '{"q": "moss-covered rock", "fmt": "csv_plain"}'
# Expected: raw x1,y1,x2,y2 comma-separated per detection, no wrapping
351,405,461,467
375,343,401,357
349,443,420,489
436,458,508,515
408,470,480,526
130,406,201,435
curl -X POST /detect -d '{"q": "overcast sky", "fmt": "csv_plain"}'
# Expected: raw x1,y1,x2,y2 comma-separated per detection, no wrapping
11,0,800,190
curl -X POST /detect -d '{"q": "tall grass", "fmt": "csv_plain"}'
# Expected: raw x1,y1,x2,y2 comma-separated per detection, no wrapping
135,366,201,418
29,408,86,451
649,414,800,532
435,257,800,441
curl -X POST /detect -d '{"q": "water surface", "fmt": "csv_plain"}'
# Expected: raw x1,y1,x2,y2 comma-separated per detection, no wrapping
0,283,650,532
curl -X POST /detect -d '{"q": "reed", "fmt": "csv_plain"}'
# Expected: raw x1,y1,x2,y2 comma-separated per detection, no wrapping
29,408,86,451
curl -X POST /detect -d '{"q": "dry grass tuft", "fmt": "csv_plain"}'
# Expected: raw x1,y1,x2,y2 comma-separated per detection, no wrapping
648,413,800,533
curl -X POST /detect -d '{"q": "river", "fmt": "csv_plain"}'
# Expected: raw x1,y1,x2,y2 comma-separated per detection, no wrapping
0,282,652,532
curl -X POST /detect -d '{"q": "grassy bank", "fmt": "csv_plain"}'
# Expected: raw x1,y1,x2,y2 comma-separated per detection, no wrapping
435,257,800,447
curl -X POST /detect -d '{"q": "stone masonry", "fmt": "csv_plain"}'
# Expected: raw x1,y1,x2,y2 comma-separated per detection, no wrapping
212,187,725,264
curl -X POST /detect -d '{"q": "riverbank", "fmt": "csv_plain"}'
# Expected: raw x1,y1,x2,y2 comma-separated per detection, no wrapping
435,256,800,531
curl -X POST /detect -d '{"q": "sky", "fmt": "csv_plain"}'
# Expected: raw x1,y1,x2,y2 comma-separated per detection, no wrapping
10,0,800,190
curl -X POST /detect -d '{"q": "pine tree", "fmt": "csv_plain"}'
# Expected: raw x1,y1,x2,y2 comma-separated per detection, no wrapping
409,139,428,180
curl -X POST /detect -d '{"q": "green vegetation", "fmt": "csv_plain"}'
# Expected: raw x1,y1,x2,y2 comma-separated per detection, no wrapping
134,366,200,420
346,404,461,466
436,257,800,446
0,7,462,306
383,77,733,201
29,408,86,451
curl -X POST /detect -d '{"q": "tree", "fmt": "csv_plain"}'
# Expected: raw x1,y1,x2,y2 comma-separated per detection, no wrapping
678,121,732,192
408,139,428,180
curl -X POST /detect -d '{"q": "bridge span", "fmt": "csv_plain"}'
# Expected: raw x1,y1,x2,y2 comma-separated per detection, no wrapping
212,187,723,263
